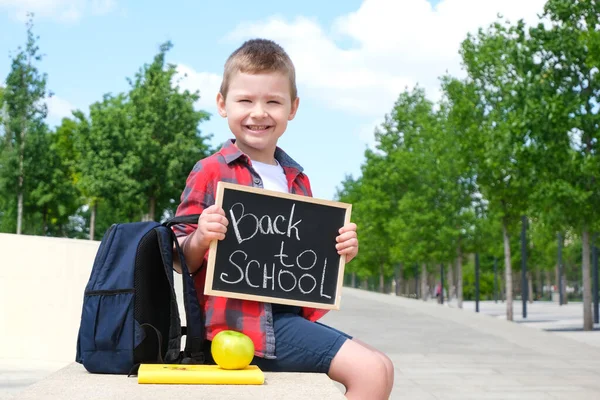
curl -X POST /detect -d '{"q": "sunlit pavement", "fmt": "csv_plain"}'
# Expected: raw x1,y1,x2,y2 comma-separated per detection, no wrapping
320,288,600,399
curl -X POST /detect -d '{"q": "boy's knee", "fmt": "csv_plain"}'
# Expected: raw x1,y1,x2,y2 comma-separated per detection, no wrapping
359,353,388,388
382,353,394,387
382,353,394,375
371,350,394,379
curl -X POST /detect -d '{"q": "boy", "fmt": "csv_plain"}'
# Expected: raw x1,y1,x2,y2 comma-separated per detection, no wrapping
173,39,393,399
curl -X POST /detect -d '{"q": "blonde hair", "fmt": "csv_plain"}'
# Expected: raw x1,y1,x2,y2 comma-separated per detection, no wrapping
219,39,297,100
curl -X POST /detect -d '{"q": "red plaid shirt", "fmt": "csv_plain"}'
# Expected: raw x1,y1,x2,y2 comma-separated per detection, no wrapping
173,139,328,359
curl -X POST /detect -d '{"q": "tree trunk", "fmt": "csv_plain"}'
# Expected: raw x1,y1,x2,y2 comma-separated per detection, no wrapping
395,263,403,296
384,281,392,294
582,228,593,331
379,263,385,293
447,261,455,301
351,272,356,288
535,266,544,300
562,274,568,304
17,133,25,234
43,208,48,236
17,190,23,234
430,274,436,298
90,201,97,241
555,262,560,302
503,221,514,321
528,272,534,304
147,196,156,221
421,263,428,301
545,270,552,301
457,245,463,309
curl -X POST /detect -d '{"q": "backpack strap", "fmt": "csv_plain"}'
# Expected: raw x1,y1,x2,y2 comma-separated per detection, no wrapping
154,227,185,364
170,229,205,364
164,214,201,227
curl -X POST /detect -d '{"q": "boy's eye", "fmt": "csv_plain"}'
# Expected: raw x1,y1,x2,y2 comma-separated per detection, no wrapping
238,99,251,103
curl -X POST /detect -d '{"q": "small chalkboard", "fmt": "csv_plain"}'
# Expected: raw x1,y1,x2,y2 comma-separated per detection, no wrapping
204,181,352,310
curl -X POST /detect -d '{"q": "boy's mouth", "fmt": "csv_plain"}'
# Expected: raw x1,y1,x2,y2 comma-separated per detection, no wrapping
245,125,272,132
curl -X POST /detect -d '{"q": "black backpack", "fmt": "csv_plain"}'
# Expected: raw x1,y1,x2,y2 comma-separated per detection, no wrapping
75,215,204,375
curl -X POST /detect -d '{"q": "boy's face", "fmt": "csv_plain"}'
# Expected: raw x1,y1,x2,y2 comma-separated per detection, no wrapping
217,71,299,164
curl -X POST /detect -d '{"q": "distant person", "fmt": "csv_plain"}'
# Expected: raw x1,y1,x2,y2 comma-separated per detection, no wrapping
435,283,442,303
172,39,393,399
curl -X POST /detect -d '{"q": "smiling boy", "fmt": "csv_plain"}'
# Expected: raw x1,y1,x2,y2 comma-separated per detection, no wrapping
173,39,393,399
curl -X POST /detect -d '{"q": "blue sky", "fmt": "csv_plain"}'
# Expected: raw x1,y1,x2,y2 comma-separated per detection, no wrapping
0,0,547,201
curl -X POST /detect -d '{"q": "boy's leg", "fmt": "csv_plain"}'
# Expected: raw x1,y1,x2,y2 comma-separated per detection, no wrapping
350,337,394,395
314,321,393,394
328,339,391,400
249,314,391,400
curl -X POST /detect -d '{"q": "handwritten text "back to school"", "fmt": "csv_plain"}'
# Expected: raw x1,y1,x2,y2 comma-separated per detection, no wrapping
220,202,333,299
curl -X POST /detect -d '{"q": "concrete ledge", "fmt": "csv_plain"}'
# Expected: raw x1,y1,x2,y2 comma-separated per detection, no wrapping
9,363,345,400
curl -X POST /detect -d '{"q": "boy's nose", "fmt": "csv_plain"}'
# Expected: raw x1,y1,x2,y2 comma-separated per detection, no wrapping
250,104,268,118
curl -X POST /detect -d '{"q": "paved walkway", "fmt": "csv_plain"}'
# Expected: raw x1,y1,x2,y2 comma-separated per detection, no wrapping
4,288,600,399
457,299,600,348
319,288,600,399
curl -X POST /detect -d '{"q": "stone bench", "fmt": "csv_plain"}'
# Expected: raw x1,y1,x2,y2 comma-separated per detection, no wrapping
10,363,345,400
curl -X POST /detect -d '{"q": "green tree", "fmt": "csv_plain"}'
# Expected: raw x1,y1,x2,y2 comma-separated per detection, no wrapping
32,118,83,236
126,41,212,221
73,95,137,240
0,86,5,124
528,0,600,330
438,77,484,307
1,14,49,234
335,174,364,288
460,19,535,321
336,155,396,293
0,85,9,230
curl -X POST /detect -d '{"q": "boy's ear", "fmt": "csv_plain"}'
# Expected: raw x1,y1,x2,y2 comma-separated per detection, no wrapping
288,97,300,121
216,92,227,117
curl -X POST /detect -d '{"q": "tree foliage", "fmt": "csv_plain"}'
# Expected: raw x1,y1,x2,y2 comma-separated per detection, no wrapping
338,0,599,330
0,20,212,239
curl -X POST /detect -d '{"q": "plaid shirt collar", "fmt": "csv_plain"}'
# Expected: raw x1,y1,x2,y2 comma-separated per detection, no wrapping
218,139,304,173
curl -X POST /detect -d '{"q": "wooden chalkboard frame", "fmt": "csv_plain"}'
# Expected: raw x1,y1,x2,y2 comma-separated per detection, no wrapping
204,181,352,310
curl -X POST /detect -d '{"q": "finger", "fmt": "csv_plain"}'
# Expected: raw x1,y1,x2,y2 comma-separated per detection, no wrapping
337,245,357,253
204,222,228,234
204,205,226,216
338,247,358,259
202,213,229,226
338,222,357,234
203,231,226,241
335,238,358,251
336,231,357,242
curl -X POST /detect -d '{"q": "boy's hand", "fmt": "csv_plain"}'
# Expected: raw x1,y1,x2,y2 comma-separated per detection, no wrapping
193,204,229,249
336,223,358,263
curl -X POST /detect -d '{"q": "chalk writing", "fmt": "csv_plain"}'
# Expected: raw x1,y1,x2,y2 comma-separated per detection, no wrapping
206,182,350,309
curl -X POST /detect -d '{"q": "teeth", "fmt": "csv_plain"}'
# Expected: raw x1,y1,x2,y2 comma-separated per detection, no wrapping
247,125,269,130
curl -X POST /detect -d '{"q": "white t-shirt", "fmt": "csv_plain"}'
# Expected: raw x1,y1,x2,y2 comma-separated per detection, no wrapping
252,160,288,193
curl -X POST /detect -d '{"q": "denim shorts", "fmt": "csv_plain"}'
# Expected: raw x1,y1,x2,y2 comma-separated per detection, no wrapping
203,309,352,374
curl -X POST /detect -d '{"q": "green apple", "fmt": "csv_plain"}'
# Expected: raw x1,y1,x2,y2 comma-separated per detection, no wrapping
211,330,255,370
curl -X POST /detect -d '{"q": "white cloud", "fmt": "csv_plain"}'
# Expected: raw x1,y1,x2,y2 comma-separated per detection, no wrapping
0,0,116,22
46,95,75,121
358,118,384,150
174,64,222,111
224,0,546,119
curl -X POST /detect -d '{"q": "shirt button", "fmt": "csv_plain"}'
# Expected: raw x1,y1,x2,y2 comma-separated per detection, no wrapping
253,178,261,185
